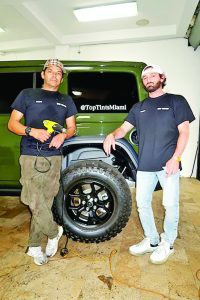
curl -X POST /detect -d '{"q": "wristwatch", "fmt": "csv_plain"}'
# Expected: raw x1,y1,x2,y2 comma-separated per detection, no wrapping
25,126,32,136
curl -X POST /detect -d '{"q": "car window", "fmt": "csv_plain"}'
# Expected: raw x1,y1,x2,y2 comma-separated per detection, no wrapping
68,72,139,113
0,73,34,114
36,72,43,88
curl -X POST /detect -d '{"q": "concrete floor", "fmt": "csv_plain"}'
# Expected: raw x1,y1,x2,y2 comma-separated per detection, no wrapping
0,178,200,300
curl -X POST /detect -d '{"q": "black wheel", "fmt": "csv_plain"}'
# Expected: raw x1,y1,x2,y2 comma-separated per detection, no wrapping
52,160,132,243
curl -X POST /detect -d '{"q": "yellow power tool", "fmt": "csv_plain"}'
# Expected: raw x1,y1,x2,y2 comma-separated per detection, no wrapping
43,120,67,134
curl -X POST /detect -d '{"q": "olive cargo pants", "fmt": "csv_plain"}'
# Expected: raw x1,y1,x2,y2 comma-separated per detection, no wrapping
19,155,62,247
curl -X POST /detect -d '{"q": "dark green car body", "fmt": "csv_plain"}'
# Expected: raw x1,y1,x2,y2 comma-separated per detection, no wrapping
0,60,147,193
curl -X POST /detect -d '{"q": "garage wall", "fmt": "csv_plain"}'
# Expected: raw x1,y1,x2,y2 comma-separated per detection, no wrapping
67,38,200,178
1,38,199,177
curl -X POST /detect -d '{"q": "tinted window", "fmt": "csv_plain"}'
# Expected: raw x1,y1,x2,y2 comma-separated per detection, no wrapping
36,72,43,88
0,73,33,114
0,72,44,113
68,72,138,113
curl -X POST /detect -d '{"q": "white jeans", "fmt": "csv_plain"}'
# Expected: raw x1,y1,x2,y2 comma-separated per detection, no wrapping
136,169,180,246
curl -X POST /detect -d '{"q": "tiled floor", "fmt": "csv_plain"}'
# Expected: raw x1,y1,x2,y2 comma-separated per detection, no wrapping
0,178,200,300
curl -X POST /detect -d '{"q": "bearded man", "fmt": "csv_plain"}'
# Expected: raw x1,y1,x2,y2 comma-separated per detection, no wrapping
103,64,195,264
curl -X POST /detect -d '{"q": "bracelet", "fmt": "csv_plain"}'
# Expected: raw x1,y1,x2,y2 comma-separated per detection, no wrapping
173,156,181,162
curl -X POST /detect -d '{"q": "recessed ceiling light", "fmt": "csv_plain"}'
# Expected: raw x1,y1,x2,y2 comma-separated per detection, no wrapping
73,2,138,22
65,66,93,71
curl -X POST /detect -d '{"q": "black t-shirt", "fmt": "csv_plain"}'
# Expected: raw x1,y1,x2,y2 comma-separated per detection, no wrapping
125,93,195,171
11,88,78,156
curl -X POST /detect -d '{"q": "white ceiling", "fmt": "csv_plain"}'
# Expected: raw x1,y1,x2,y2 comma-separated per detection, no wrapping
0,0,199,54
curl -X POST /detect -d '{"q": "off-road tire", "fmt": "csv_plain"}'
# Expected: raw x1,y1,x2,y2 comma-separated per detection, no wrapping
52,160,132,243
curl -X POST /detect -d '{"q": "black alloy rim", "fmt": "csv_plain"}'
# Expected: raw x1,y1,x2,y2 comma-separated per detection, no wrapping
65,179,115,227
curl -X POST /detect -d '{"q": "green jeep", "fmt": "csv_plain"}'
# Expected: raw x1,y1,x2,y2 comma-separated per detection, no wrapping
0,60,147,243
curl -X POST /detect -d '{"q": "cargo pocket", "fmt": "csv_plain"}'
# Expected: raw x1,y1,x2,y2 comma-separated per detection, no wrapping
19,155,35,205
19,178,32,205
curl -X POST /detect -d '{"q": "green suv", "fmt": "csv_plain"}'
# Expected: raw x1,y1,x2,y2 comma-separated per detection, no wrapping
0,60,147,243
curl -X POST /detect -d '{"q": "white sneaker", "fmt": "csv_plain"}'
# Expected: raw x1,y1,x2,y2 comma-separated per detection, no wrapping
27,246,48,266
129,238,158,256
150,240,174,264
45,226,63,257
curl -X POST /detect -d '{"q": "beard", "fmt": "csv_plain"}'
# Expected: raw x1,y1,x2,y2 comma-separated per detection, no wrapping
144,80,162,92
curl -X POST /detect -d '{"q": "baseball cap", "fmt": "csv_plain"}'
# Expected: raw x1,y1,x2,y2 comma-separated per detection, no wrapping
141,64,164,78
43,59,66,73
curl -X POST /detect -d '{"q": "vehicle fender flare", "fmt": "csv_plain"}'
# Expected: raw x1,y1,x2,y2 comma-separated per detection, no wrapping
61,136,138,171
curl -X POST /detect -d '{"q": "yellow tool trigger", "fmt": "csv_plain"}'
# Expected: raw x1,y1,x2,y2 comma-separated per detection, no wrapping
43,120,66,134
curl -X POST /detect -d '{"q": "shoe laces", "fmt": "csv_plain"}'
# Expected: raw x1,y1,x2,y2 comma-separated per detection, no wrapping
37,253,46,261
156,241,170,254
35,253,48,265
